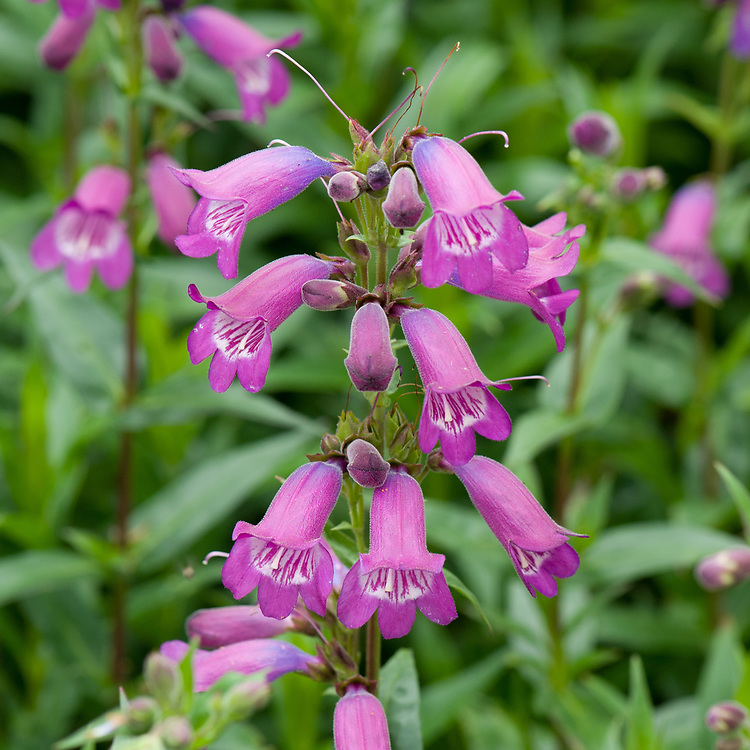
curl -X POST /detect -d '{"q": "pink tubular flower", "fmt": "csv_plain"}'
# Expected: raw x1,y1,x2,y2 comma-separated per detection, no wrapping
401,307,512,466
186,606,296,648
187,254,335,393
731,0,750,57
452,456,582,597
142,15,183,82
451,213,584,352
222,462,343,619
411,135,528,293
179,6,301,124
650,181,729,307
344,303,398,392
30,166,132,293
39,5,95,70
334,684,392,750
172,146,336,279
146,152,196,247
695,548,750,591
160,638,319,692
337,470,456,639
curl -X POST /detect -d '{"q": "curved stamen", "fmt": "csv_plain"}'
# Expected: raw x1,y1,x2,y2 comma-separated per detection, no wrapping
203,550,230,564
458,130,511,149
370,68,421,141
268,48,349,121
267,138,293,148
416,41,460,126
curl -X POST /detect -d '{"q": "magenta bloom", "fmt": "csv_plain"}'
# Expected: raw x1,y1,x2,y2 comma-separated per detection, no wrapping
186,606,296,648
161,638,319,692
146,152,196,247
179,6,301,123
173,146,336,279
344,303,398,392
451,213,584,352
650,181,730,307
453,456,581,597
401,307,512,466
337,470,456,639
188,254,335,393
334,684,392,750
143,15,183,82
411,135,528,293
222,462,343,618
31,166,132,293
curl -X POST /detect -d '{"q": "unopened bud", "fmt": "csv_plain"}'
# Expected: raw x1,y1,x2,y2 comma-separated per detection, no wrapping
346,439,390,488
328,171,367,202
611,168,647,201
221,679,271,721
705,701,749,734
366,160,391,192
338,220,370,262
567,110,622,157
126,697,160,734
696,548,750,591
344,303,398,392
383,167,425,228
143,16,183,83
186,606,294,648
159,716,193,749
321,433,342,453
302,279,367,311
144,652,182,708
644,166,667,190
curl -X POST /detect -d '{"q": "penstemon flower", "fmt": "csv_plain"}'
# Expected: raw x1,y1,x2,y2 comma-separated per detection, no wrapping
146,152,196,247
344,302,398,392
333,684,392,750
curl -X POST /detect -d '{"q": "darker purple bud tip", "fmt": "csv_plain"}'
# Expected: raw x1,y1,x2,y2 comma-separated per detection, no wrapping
143,16,183,83
328,171,367,202
346,439,390,488
366,160,391,192
567,110,622,157
302,279,367,311
695,548,750,591
344,303,398,392
705,702,749,734
383,167,425,228
611,168,647,201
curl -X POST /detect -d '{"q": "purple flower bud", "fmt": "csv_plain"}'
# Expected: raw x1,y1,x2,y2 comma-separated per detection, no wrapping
143,15,183,82
345,439,390,488
327,171,367,203
338,470,457,638
695,548,750,591
567,110,622,157
30,165,132,293
159,716,193,749
160,638,320,692
344,303,398,392
412,136,528,293
383,167,425,228
186,606,295,648
452,456,583,597
334,685,392,750
302,279,367,311
179,6,302,123
401,307,512,466
222,462,343,618
731,0,750,58
366,160,391,192
173,145,336,279
187,254,335,393
611,168,647,201
650,180,730,307
146,152,196,247
39,6,95,70
705,701,749,733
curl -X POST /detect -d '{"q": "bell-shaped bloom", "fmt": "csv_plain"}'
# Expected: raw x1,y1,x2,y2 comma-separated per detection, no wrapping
146,152,196,247
411,135,528,293
695,547,750,591
337,470,457,639
383,167,425,228
401,307,512,466
334,684,392,750
39,4,95,70
143,15,183,82
650,181,729,307
172,145,336,278
222,462,343,619
187,254,335,393
345,439,390,488
453,456,582,597
186,605,296,648
160,638,320,692
30,165,132,293
344,303,398,392
179,6,301,124
567,110,622,157
450,213,584,352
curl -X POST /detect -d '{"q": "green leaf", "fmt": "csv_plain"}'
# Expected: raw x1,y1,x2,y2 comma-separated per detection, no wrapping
714,461,750,541
625,656,659,750
0,550,100,606
583,522,739,586
380,649,423,750
129,431,314,573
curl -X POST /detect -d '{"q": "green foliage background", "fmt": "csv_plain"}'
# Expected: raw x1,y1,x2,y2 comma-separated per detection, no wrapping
1,0,750,748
